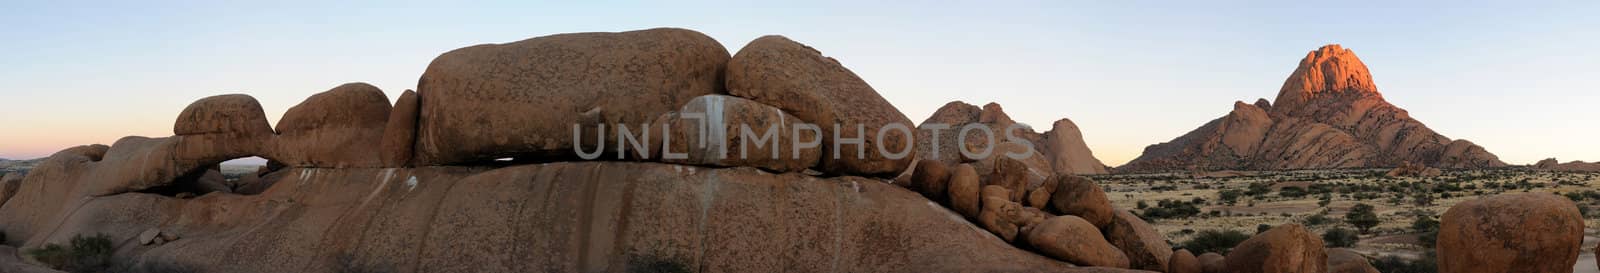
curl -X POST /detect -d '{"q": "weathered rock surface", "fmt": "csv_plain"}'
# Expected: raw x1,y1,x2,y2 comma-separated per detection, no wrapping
1023,216,1129,268
948,163,982,218
1325,248,1378,273
726,35,914,177
272,82,392,168
413,28,730,165
978,187,1022,242
1224,223,1326,273
1197,252,1226,273
1438,193,1583,273
1,157,1126,272
1168,249,1201,273
1121,45,1505,172
908,160,951,202
380,89,420,167
1106,210,1172,271
1045,118,1110,175
1049,175,1114,229
649,95,820,172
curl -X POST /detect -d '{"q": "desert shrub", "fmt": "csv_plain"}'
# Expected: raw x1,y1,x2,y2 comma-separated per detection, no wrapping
1136,200,1149,209
1142,199,1201,219
1322,227,1359,247
27,233,114,273
1304,212,1332,226
1256,224,1273,234
1346,203,1380,234
1278,186,1307,198
1179,229,1251,255
1218,189,1243,205
1246,182,1272,196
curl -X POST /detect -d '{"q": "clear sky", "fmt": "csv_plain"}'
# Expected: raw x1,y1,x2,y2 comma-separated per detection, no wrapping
1,1,1595,166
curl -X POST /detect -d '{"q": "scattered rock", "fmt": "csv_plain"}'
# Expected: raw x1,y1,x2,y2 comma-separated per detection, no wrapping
138,228,161,245
413,28,730,165
1048,175,1113,229
1168,249,1201,273
1224,223,1326,273
1105,210,1172,271
727,35,916,177
947,164,982,218
1438,193,1583,273
1023,216,1129,268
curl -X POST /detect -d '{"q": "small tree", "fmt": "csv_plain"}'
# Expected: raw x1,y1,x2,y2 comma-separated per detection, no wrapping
1179,229,1252,255
1346,203,1380,234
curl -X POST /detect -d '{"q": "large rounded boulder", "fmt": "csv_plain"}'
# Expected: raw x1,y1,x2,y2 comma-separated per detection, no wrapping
649,95,820,172
1326,248,1378,273
271,82,392,168
726,35,915,177
1168,249,1201,273
947,164,982,218
379,89,420,167
1438,193,1583,273
1023,215,1129,268
1048,175,1114,229
1224,224,1326,273
172,94,275,164
413,28,730,165
1106,210,1172,271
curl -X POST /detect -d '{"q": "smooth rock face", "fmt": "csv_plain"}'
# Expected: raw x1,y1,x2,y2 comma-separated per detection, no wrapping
1045,118,1109,175
273,82,392,168
1224,224,1326,273
726,35,914,177
414,28,730,165
947,163,982,218
1168,249,1201,273
1023,216,1129,268
1198,252,1226,273
1326,248,1379,273
1438,193,1583,273
650,95,820,172
2,159,1109,273
1121,44,1505,172
380,90,420,167
1106,210,1172,271
1049,175,1114,229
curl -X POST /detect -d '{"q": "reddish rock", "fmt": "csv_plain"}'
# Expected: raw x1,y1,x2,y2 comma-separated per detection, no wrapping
1044,118,1109,175
1049,175,1114,229
947,164,982,218
1197,252,1226,273
413,28,729,165
1120,44,1505,172
1224,223,1326,273
1025,176,1058,209
650,95,820,172
726,35,914,177
272,82,391,168
989,157,1029,202
1438,193,1583,273
1169,249,1201,273
1024,215,1129,268
380,89,420,167
1106,210,1172,271
171,94,273,166
909,160,951,201
978,190,1021,242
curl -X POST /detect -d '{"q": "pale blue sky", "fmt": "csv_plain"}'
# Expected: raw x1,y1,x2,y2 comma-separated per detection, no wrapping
0,1,1595,166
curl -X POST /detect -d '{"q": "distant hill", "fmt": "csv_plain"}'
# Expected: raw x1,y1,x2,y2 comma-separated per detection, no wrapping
1118,45,1504,173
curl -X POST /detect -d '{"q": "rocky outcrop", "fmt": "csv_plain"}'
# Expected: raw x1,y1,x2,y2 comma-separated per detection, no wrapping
1049,175,1114,229
1535,158,1600,172
1225,224,1326,273
1168,249,1201,273
914,101,1109,176
649,95,820,172
1121,45,1505,172
726,35,914,177
1438,193,1583,273
272,82,392,168
1024,216,1130,268
412,28,730,166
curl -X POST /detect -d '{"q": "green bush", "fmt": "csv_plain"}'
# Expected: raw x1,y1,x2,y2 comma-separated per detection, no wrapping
1322,227,1359,247
1371,252,1437,273
1179,229,1251,255
25,234,114,273
1345,203,1380,234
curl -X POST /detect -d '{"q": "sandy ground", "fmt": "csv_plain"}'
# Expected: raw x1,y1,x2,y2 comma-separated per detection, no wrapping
1579,253,1597,273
